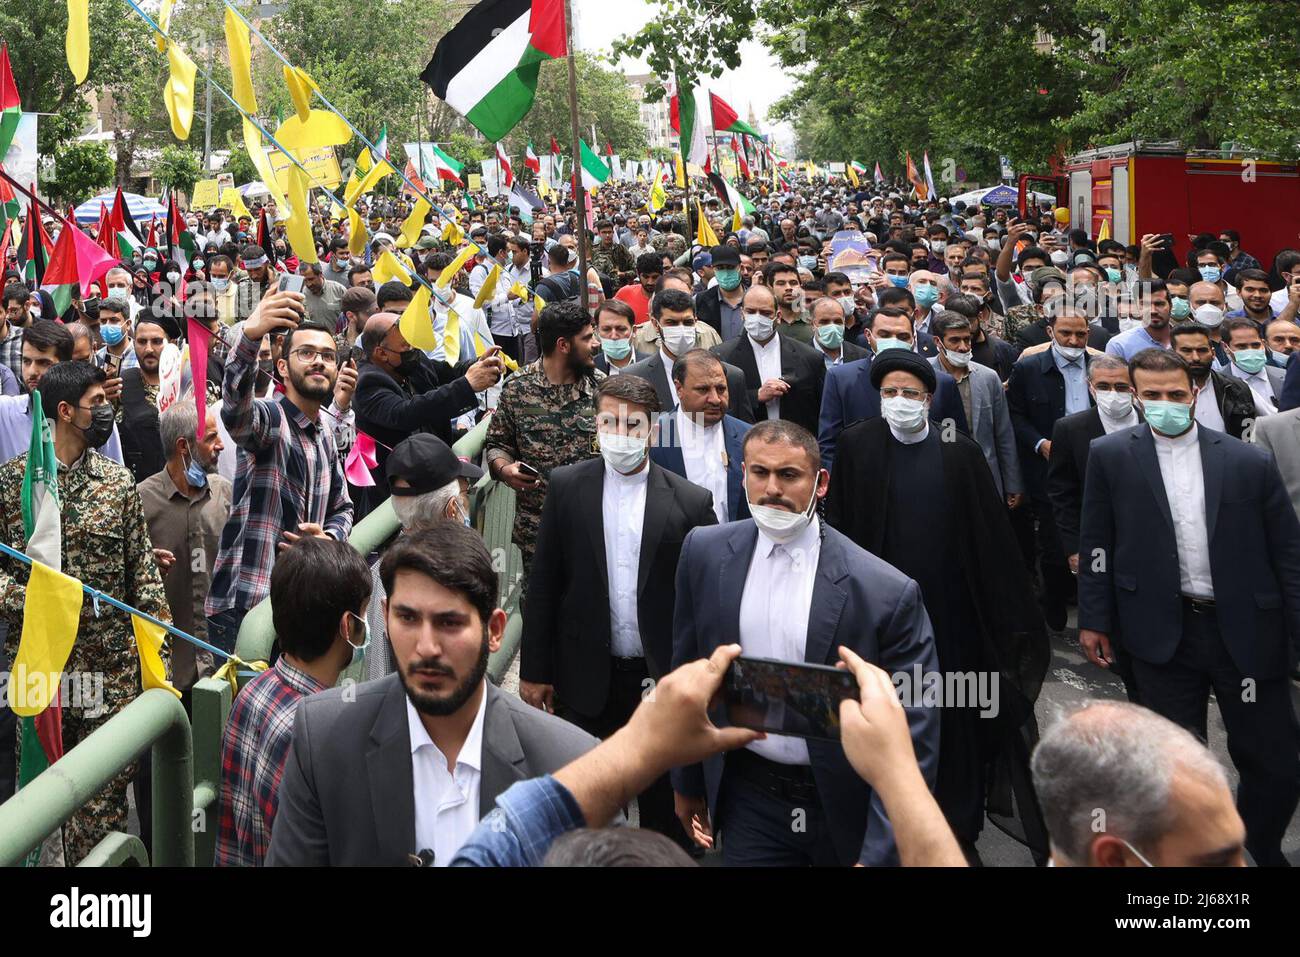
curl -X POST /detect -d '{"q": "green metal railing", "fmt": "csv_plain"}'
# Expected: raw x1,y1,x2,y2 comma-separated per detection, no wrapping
0,690,195,867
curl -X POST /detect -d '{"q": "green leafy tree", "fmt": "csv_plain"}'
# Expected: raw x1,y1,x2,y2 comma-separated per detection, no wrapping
43,141,115,206
223,145,259,185
155,145,203,196
516,53,648,159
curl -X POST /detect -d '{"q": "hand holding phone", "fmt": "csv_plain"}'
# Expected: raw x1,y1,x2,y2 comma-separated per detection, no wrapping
723,656,860,741
278,274,305,295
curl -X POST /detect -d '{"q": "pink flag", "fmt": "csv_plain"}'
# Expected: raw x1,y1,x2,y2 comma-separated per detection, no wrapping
67,220,119,296
186,318,212,443
345,431,378,487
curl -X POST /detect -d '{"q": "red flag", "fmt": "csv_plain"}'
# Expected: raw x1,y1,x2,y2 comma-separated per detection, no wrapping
402,159,428,197
144,216,158,250
187,317,212,444
605,142,613,156
905,152,927,199
524,142,540,174
550,136,561,155
94,202,109,250
703,154,712,175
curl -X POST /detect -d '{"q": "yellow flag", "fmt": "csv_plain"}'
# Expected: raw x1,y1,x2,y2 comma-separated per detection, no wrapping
273,111,352,152
163,43,198,141
283,65,320,123
284,166,318,265
1098,217,1111,242
695,200,719,247
348,155,396,208
9,562,83,717
132,616,180,699
343,150,372,207
347,207,367,257
845,163,859,187
226,9,257,111
472,263,500,309
398,286,439,350
674,153,686,188
438,243,479,288
732,207,743,233
242,120,288,209
372,249,412,285
441,217,464,246
475,332,519,373
156,0,176,53
398,197,432,249
443,308,462,364
221,187,251,221
66,0,89,85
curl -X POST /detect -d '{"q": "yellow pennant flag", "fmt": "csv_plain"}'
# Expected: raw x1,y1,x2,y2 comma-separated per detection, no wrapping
131,616,180,699
9,562,83,717
343,150,372,207
674,153,686,188
472,263,501,309
442,303,465,365
475,332,519,372
225,9,257,113
732,207,743,234
695,200,719,247
273,111,352,152
398,285,439,350
398,197,432,250
438,243,479,288
1098,217,1111,242
845,162,859,187
347,207,367,257
156,0,176,53
222,187,252,221
284,166,318,265
441,217,464,246
348,156,396,209
282,65,320,123
66,0,89,85
649,172,667,213
372,249,412,285
242,120,288,210
163,43,198,140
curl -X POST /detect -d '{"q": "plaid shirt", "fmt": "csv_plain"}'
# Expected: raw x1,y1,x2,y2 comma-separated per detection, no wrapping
450,776,585,867
214,657,327,866
205,332,353,617
0,325,22,385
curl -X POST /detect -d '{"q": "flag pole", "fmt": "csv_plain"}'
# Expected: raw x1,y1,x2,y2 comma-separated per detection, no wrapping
563,0,589,311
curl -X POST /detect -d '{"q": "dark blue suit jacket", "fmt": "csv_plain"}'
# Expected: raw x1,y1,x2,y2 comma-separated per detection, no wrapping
649,411,751,522
1078,425,1300,678
817,354,969,470
1006,347,1095,496
670,520,940,866
1278,352,1300,412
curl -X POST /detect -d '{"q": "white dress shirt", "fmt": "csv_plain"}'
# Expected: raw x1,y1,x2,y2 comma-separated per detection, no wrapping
748,332,783,420
1152,424,1214,599
1193,378,1226,432
889,420,930,444
602,460,649,657
738,514,822,765
1237,368,1276,417
678,410,728,523
1099,406,1139,435
408,688,487,866
658,348,682,410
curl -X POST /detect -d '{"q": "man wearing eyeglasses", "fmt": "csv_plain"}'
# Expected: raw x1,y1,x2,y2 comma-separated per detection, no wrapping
205,291,355,656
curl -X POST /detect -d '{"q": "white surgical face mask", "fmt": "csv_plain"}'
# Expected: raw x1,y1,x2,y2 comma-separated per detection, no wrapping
1094,389,1134,420
660,323,697,356
881,395,928,433
943,347,971,367
1118,316,1141,333
744,312,775,341
745,479,820,545
1054,342,1085,362
598,430,647,474
836,295,856,317
1192,303,1224,327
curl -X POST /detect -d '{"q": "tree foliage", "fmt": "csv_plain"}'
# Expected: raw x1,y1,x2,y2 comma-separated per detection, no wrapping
43,141,115,206
515,53,647,158
155,145,203,196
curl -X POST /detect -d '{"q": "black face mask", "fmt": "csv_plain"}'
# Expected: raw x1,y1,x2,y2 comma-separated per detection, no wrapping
76,404,116,449
396,348,421,374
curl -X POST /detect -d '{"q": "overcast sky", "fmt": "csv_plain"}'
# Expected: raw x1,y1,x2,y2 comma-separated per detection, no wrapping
573,0,797,151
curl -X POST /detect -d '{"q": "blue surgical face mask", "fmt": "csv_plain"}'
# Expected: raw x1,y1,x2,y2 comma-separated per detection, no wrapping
182,445,209,488
212,277,230,293
1170,296,1190,319
873,336,911,353
914,284,940,308
715,267,741,291
1105,267,1122,283
1143,399,1194,436
598,335,632,361
101,324,125,347
887,273,909,288
798,255,817,271
1198,265,1222,284
345,612,371,666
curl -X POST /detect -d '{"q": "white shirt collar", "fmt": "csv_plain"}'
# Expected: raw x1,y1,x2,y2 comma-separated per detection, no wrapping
748,332,780,352
406,684,487,773
603,458,650,486
677,408,721,440
755,512,820,559
1152,422,1198,449
889,420,930,444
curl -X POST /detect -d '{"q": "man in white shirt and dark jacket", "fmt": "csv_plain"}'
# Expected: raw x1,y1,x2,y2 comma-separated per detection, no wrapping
520,374,717,847
823,349,1050,863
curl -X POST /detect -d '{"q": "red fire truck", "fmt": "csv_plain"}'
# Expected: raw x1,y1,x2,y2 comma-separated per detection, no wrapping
1018,141,1300,269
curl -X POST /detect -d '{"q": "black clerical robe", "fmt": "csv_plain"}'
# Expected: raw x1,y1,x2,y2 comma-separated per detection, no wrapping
824,416,1050,856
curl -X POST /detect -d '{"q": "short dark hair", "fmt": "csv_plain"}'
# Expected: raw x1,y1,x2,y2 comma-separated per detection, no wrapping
271,537,372,660
376,280,414,311
635,252,663,275
1222,317,1262,343
763,261,798,285
1170,322,1212,347
823,271,850,287
538,300,592,355
347,263,372,284
650,287,694,320
25,319,75,361
208,254,234,273
595,299,635,328
485,234,507,258
877,287,915,311
742,419,820,472
1134,278,1168,301
671,347,724,388
931,311,971,340
542,828,695,867
37,359,105,421
340,285,376,316
943,293,982,320
2,282,28,308
1129,347,1193,389
379,522,498,626
596,371,661,415
880,252,910,272
1235,268,1270,287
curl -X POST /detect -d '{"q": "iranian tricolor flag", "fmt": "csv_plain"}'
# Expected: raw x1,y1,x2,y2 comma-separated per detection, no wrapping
579,140,610,191
423,144,465,186
495,142,514,188
421,0,566,142
524,141,540,173
373,123,389,164
874,161,885,184
0,43,21,164
669,75,709,167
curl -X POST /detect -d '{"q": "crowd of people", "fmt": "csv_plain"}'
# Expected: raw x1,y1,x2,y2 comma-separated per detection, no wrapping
1,169,1298,869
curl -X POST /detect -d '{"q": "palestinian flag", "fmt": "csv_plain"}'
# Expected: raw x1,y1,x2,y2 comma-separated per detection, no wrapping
669,74,709,167
167,193,196,269
709,93,760,138
524,141,540,173
707,170,756,219
0,170,19,241
0,44,21,164
104,187,144,261
874,161,885,184
258,207,277,265
112,187,146,251
495,142,514,188
421,0,566,142
17,194,51,286
578,140,610,190
41,219,116,316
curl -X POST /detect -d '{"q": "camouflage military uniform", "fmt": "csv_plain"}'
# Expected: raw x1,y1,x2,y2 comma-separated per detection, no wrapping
1003,303,1043,346
651,231,687,263
0,450,171,865
485,361,603,575
590,239,635,280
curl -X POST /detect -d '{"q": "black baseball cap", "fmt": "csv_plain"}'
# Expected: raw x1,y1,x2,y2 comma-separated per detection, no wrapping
387,434,484,495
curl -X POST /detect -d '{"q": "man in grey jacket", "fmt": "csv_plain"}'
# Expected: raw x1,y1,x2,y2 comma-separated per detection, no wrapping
266,523,597,866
